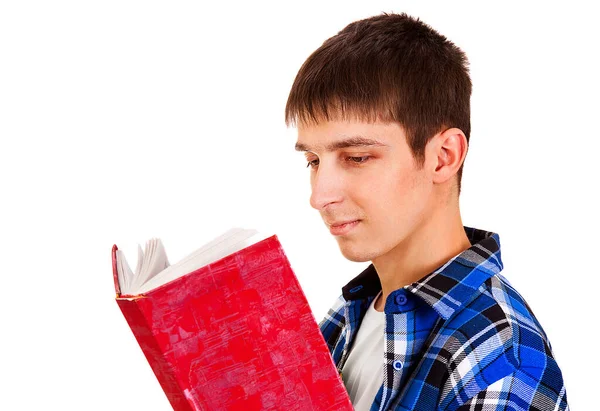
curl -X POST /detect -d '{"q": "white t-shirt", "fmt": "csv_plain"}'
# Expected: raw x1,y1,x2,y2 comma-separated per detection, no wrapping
341,290,385,410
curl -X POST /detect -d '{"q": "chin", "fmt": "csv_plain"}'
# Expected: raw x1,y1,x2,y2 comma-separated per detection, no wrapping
337,242,379,263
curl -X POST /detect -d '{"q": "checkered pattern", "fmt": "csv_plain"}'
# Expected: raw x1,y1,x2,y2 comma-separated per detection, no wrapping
319,227,568,410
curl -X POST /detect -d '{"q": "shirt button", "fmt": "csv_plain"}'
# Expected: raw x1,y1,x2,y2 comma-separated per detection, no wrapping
395,294,408,306
393,360,403,370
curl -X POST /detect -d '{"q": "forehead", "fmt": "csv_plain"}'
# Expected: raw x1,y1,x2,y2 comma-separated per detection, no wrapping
295,120,404,152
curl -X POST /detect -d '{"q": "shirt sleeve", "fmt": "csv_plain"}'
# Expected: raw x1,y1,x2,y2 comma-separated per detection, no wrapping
453,373,569,411
318,294,347,351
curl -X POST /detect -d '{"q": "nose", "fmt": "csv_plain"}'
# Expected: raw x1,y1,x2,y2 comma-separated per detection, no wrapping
309,162,344,211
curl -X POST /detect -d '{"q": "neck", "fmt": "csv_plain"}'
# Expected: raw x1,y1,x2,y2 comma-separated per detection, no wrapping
372,200,471,312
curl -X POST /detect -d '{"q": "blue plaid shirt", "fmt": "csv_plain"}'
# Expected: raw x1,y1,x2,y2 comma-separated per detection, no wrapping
319,227,568,410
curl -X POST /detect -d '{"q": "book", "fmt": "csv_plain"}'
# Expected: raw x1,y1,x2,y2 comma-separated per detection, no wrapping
112,228,353,411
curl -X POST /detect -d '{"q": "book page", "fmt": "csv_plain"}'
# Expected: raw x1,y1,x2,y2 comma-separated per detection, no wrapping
137,229,266,294
116,228,270,295
130,239,170,292
116,249,134,293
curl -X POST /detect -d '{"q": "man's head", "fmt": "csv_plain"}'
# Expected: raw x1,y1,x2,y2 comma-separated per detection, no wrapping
286,13,471,262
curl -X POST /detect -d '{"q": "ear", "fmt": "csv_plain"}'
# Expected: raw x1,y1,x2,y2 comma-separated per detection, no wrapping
429,128,468,185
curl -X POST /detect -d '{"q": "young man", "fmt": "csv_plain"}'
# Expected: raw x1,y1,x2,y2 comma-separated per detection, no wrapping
285,13,568,411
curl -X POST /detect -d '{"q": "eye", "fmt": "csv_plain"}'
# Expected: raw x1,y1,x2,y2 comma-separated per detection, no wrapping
306,158,319,168
346,156,370,164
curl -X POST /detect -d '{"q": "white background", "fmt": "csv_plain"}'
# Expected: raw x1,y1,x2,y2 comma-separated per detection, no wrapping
1,1,597,410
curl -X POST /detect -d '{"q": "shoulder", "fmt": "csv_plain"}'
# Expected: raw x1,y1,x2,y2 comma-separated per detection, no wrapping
483,270,556,367
440,270,554,369
437,271,566,409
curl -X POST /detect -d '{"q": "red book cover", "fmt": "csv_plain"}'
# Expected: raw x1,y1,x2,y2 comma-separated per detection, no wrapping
113,235,353,411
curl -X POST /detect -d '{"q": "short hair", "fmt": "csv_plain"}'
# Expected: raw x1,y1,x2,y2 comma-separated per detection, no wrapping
285,12,472,194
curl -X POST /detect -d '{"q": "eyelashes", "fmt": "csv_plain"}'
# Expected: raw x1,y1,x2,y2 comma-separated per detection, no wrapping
347,156,370,164
305,156,371,169
306,159,319,168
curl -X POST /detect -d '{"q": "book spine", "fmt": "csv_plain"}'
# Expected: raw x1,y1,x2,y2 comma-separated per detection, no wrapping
116,298,195,411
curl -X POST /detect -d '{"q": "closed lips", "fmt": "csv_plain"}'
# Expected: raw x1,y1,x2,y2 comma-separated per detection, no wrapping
330,220,359,227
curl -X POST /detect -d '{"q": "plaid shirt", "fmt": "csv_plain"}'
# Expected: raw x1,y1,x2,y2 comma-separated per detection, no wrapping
319,227,568,410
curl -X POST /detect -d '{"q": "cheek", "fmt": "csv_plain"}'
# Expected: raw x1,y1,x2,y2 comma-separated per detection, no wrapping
363,170,428,224
367,169,413,203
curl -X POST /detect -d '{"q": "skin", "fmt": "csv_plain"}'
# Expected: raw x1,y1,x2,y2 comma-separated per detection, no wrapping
295,119,471,312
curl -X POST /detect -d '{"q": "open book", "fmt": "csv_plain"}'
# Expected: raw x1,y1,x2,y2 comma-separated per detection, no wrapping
115,228,270,295
112,229,353,411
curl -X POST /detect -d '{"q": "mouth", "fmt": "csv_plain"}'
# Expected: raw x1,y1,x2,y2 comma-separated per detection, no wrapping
328,220,360,236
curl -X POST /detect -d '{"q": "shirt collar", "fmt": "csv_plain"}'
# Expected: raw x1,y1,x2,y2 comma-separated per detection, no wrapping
340,226,503,319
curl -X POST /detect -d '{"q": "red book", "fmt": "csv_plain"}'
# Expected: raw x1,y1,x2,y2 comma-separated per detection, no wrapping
113,231,353,411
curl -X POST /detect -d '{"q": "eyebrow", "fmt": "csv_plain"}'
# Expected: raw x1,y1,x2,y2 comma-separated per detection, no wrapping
294,136,387,152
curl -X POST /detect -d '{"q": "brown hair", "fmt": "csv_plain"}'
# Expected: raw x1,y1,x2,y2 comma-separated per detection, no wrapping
285,12,472,194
